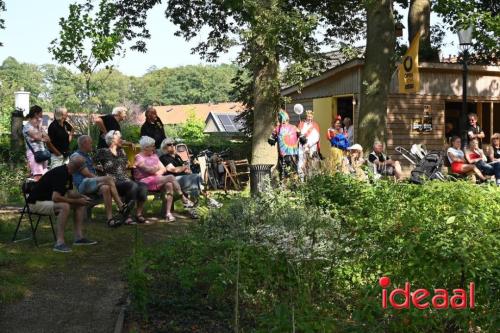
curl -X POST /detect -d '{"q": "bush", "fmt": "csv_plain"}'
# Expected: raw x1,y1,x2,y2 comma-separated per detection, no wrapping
129,170,499,332
130,174,500,332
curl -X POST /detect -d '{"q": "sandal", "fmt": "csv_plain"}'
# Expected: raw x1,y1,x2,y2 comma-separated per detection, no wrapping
124,217,137,225
182,198,195,208
107,217,122,228
166,213,176,222
135,215,153,225
119,200,134,215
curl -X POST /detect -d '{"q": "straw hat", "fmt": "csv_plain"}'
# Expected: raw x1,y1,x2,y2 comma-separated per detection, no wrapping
347,144,363,151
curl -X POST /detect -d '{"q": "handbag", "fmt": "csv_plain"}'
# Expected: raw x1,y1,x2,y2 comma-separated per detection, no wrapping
25,137,51,163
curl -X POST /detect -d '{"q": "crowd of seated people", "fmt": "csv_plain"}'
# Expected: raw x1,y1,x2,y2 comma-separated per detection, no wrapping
22,105,223,253
21,106,500,252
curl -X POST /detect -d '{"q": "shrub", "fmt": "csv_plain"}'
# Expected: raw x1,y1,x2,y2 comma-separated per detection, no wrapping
128,174,499,332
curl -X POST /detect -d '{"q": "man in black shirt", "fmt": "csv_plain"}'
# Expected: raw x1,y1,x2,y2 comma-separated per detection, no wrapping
466,113,485,148
94,106,127,148
28,155,97,253
140,106,166,149
368,142,402,180
48,107,74,168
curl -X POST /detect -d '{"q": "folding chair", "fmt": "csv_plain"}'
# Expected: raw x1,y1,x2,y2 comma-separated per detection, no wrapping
225,159,250,190
12,179,56,246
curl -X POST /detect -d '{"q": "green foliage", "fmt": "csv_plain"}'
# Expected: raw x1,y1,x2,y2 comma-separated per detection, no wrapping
130,175,499,331
120,122,141,144
178,110,206,144
131,64,239,108
433,0,500,64
0,57,47,133
0,135,27,205
127,228,151,319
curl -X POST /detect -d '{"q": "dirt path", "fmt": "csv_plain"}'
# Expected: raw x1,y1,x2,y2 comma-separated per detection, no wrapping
0,212,194,333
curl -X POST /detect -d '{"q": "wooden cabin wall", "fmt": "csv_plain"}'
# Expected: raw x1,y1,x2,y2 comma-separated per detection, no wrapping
386,94,446,167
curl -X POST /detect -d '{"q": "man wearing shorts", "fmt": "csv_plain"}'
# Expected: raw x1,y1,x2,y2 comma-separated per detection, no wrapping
27,155,97,253
369,142,402,180
72,135,131,227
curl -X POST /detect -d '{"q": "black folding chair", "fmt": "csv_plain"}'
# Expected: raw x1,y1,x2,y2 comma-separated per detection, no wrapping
12,179,56,246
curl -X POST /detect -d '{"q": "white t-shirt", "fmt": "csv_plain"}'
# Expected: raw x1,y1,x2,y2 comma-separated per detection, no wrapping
447,147,464,164
299,122,320,153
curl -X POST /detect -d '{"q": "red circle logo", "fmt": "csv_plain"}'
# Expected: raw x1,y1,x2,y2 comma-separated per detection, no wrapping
379,276,391,288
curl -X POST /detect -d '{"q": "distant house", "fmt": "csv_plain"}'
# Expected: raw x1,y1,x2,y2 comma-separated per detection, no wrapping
133,102,245,127
204,112,245,136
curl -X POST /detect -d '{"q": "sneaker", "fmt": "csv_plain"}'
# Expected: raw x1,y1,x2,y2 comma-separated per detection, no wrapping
208,198,223,208
166,213,176,222
183,199,195,208
53,243,72,253
188,208,199,219
73,238,98,246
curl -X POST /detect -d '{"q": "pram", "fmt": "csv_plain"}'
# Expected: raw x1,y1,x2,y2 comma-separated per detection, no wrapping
395,144,446,184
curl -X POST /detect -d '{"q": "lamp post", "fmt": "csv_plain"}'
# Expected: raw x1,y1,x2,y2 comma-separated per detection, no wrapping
457,25,473,146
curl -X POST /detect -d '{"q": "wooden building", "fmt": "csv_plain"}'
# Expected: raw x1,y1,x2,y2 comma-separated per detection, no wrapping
282,59,500,166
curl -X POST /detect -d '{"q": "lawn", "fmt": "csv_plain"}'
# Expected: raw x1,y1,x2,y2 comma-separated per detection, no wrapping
0,199,194,306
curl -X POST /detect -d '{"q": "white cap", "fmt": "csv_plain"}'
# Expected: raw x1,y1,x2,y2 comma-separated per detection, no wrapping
347,143,363,151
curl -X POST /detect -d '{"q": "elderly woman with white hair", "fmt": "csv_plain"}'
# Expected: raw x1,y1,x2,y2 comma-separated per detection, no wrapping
134,136,194,222
94,130,150,225
94,106,127,149
48,106,74,168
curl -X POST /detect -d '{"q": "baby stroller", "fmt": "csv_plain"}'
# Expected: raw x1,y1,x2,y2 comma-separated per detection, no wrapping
395,144,446,184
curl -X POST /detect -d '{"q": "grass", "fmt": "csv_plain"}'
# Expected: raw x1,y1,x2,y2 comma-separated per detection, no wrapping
0,197,195,306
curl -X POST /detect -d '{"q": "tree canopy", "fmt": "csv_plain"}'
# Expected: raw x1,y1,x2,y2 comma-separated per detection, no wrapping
0,57,239,134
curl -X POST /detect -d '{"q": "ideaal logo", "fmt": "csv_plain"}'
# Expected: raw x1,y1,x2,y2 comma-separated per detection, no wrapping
379,277,475,309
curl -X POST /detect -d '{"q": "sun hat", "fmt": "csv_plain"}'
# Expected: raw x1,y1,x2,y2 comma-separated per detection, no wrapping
347,143,363,151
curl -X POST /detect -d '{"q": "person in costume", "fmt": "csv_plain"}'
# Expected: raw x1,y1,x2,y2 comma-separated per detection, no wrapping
268,110,299,179
327,115,349,172
297,110,321,180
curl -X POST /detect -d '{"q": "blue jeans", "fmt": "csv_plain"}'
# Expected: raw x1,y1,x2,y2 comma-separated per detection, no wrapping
176,174,203,198
476,160,500,182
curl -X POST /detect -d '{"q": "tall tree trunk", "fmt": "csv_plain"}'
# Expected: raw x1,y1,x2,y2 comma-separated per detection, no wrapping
408,0,438,61
250,54,280,165
357,0,395,151
249,0,280,165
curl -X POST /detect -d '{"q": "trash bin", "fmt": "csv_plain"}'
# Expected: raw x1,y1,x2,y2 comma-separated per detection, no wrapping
249,164,274,195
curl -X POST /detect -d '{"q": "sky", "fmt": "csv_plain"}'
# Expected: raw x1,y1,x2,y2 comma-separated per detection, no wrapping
0,0,459,77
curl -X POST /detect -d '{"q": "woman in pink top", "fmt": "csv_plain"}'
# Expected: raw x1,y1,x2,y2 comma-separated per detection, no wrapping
134,136,194,222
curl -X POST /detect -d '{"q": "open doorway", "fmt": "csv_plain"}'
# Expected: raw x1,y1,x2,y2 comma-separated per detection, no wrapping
337,97,353,121
444,101,476,142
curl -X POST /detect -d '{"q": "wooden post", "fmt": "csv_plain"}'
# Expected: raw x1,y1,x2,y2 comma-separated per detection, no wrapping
10,109,25,156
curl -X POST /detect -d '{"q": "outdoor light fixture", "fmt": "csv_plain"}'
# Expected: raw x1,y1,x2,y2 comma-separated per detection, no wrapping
457,24,474,147
458,26,473,51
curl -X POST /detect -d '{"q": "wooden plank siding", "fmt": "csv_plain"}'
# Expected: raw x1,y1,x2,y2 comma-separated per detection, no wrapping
386,95,446,166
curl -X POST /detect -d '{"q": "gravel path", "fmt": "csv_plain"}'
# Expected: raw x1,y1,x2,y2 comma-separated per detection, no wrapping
0,213,194,333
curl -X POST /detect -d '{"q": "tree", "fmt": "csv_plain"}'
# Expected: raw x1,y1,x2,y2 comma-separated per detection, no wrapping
0,57,46,133
165,0,322,164
408,0,440,61
49,0,158,136
41,64,83,113
0,0,5,46
434,0,500,64
357,0,396,150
